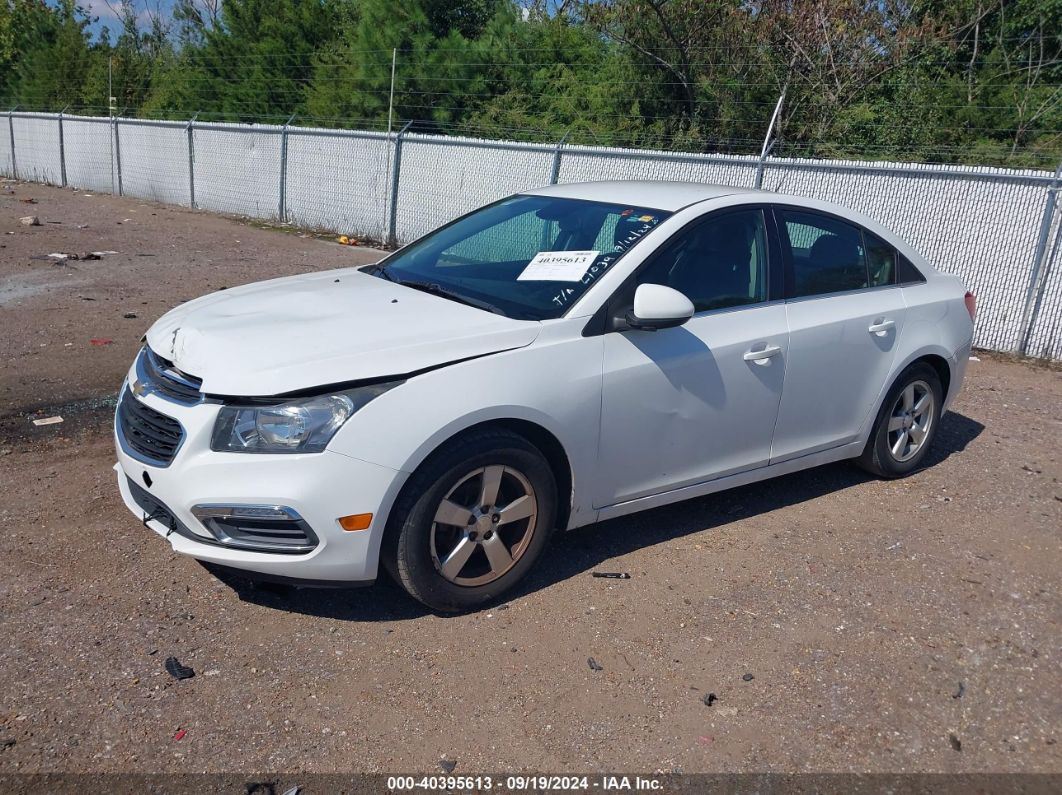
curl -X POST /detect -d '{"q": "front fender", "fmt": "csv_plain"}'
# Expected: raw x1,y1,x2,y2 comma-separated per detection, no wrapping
329,333,604,530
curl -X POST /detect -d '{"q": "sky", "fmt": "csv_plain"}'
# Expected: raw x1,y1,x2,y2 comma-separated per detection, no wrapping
73,0,180,38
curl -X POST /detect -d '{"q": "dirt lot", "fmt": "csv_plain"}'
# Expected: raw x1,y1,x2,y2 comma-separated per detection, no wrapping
0,183,1060,775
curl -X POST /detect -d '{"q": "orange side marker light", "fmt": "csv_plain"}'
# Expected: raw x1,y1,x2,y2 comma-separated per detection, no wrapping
338,513,373,532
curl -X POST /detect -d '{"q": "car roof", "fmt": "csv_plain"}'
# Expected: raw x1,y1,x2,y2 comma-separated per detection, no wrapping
522,180,755,212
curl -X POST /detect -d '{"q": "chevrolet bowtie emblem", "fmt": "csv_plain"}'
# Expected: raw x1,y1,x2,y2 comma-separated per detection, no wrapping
131,379,147,397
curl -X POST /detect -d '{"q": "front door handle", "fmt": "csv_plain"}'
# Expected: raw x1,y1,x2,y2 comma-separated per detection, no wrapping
868,319,896,336
743,344,782,363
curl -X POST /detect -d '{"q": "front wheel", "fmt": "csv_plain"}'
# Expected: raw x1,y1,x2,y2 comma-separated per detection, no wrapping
856,362,943,478
382,428,557,612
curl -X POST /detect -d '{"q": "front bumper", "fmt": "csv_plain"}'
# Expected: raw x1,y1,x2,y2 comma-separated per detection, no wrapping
114,384,405,584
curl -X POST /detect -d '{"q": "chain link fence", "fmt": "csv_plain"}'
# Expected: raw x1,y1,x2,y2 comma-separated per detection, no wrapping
4,111,1060,359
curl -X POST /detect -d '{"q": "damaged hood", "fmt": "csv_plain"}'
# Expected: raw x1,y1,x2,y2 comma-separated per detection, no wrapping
144,268,540,396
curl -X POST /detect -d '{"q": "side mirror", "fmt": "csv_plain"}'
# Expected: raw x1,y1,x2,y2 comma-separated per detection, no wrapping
624,283,695,331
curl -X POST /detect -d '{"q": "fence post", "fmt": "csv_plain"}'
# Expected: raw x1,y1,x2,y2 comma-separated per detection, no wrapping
278,113,296,221
7,107,16,180
113,113,124,196
550,130,570,185
186,113,198,208
387,121,413,248
754,91,785,190
1017,159,1062,355
57,107,68,187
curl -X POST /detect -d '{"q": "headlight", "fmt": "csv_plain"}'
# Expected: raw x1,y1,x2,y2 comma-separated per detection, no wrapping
210,382,401,454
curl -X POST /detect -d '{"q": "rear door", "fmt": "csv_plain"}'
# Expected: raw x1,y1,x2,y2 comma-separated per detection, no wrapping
770,207,908,463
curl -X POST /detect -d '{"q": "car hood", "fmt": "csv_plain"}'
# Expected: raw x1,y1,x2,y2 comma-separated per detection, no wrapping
144,268,540,396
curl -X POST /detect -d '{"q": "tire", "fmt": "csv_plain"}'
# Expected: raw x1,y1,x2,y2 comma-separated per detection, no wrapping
382,428,558,612
856,362,943,478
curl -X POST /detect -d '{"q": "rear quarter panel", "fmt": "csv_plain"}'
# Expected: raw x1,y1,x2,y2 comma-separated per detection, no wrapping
855,269,973,445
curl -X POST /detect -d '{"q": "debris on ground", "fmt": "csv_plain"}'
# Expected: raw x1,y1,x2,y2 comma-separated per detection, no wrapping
953,682,965,699
173,729,186,741
31,416,63,427
164,656,195,680
19,216,40,226
969,356,981,362
588,657,603,671
591,571,631,579
742,673,754,681
33,251,110,263
19,197,37,204
948,732,962,751
336,235,359,246
123,312,138,319
89,338,113,346
439,759,457,774
702,692,718,706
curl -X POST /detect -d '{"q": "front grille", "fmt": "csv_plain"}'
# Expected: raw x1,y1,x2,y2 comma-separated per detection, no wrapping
117,390,184,466
141,347,203,404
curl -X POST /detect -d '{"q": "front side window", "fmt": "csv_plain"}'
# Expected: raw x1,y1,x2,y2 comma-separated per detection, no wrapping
781,209,868,297
635,209,769,313
369,196,670,320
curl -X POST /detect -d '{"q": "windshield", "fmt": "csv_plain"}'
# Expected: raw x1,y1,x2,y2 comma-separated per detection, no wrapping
368,195,671,320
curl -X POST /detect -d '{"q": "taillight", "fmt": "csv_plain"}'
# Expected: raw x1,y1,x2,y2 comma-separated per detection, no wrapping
964,291,977,322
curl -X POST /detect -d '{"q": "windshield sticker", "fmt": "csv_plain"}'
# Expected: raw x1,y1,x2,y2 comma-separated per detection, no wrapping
518,250,601,282
549,216,662,308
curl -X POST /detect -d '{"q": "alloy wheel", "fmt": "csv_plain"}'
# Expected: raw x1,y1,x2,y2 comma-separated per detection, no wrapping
886,379,935,463
429,465,538,587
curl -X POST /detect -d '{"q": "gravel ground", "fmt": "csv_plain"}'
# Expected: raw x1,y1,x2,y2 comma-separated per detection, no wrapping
0,183,1059,775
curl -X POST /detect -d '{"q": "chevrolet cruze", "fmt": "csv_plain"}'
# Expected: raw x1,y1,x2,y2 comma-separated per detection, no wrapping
114,181,975,611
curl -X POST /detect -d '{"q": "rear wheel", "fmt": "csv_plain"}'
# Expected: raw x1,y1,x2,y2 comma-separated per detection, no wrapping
856,362,943,478
383,428,557,612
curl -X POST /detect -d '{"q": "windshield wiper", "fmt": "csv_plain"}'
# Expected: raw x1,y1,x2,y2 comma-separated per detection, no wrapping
395,279,505,316
363,263,400,283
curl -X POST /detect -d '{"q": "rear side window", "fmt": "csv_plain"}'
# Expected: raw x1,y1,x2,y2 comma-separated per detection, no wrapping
864,231,897,287
897,254,926,285
780,210,868,297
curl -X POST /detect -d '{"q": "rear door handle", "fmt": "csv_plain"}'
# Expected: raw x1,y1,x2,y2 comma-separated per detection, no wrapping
868,319,896,335
743,344,782,363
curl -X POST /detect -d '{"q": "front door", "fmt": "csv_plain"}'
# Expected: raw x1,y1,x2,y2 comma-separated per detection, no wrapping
594,208,789,507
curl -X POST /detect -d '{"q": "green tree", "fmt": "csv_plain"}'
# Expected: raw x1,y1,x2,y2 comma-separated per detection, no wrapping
147,0,341,121
2,0,91,110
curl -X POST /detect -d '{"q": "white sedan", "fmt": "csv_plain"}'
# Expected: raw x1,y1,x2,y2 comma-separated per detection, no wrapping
114,181,975,611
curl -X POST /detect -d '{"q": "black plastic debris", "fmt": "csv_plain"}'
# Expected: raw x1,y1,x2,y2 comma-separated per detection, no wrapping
703,693,718,707
245,782,275,795
439,759,457,774
588,657,603,671
592,572,631,579
164,656,195,681
742,673,754,682
949,733,962,752
953,682,965,699
123,312,138,319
